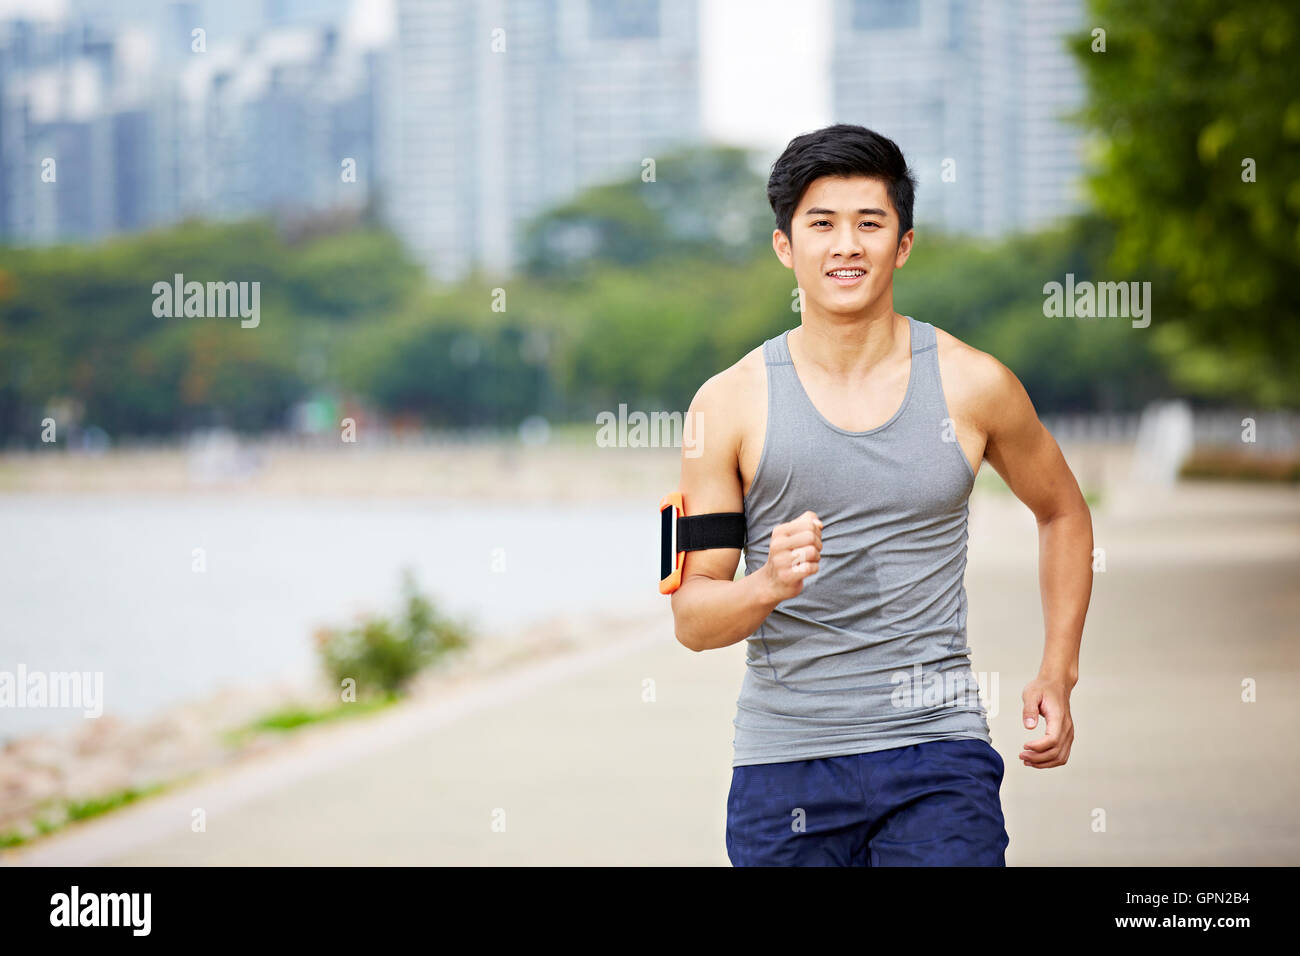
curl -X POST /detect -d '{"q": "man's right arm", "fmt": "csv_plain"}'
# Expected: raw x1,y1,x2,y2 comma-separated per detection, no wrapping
670,372,822,652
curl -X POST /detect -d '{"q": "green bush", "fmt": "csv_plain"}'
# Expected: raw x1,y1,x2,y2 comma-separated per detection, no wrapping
313,569,471,699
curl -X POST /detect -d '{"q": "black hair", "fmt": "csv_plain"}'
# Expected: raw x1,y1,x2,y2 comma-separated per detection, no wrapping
766,124,918,248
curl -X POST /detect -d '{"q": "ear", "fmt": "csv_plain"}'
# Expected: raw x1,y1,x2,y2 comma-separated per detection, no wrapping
894,228,914,269
772,229,794,270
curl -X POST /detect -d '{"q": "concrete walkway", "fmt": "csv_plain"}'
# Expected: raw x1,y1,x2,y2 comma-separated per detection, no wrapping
9,481,1300,865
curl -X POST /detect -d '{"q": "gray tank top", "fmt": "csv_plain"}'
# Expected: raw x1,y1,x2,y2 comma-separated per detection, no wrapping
732,315,992,767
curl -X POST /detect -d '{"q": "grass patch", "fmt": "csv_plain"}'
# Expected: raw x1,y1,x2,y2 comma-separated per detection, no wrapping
0,781,173,850
221,692,402,748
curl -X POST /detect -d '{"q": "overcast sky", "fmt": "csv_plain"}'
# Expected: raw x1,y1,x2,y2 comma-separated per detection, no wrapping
700,0,832,154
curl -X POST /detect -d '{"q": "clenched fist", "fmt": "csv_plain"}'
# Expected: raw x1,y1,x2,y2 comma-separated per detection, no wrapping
760,510,822,603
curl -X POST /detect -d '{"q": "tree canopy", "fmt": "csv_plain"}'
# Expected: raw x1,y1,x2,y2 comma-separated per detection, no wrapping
1070,0,1300,404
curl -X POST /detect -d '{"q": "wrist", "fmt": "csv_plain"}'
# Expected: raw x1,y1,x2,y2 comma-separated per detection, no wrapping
1036,668,1078,689
751,562,783,610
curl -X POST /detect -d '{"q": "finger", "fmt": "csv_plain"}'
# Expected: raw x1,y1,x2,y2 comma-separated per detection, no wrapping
1022,721,1060,750
798,522,822,545
1022,752,1062,769
791,548,818,574
795,549,819,571
1021,733,1062,758
790,515,821,538
1034,699,1059,746
1020,747,1061,767
1021,691,1041,729
789,529,819,549
1022,728,1055,752
1023,719,1071,753
1020,741,1058,760
790,520,821,548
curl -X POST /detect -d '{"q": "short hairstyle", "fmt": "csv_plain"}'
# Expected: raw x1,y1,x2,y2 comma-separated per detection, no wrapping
766,124,918,247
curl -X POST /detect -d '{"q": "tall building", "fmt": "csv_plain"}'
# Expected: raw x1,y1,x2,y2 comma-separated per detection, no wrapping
0,1,377,245
1016,0,1088,232
388,0,701,282
831,0,1086,237
182,24,379,222
0,17,128,243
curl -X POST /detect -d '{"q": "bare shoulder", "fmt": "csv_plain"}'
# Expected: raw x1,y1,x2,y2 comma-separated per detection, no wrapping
933,325,1031,435
688,342,765,434
714,341,766,393
724,342,768,408
678,342,766,514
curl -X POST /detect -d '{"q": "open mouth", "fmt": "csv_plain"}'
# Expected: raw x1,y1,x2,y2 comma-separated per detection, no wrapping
826,268,867,286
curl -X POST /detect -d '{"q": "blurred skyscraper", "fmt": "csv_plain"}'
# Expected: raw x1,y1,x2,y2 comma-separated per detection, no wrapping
181,23,382,221
0,0,1091,268
387,0,702,282
0,17,121,241
0,1,377,244
831,0,1086,236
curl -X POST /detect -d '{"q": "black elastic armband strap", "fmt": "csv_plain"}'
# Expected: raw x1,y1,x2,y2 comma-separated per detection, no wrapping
677,512,746,552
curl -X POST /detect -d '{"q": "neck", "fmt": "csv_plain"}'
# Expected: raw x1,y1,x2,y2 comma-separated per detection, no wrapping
790,302,907,378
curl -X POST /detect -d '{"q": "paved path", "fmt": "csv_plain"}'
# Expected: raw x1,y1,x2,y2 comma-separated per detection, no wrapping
9,481,1299,865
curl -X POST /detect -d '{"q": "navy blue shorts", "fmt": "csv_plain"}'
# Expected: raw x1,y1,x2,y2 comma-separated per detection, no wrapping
726,738,1009,866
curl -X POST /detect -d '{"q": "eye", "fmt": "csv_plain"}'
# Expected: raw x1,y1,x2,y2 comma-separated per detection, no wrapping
811,219,881,229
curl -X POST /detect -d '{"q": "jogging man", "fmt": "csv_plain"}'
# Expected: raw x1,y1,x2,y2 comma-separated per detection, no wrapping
670,124,1093,866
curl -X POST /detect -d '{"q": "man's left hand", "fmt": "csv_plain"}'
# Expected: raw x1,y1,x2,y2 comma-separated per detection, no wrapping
1019,678,1074,768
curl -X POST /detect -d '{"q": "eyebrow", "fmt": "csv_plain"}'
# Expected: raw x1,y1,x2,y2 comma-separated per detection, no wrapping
803,207,890,217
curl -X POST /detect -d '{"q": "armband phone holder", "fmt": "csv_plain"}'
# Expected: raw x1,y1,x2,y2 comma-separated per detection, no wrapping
658,491,746,594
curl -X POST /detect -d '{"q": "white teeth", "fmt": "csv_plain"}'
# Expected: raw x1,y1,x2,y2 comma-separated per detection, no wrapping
829,270,864,277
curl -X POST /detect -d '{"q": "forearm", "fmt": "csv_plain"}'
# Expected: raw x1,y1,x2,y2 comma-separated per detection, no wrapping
1035,504,1093,687
672,570,780,652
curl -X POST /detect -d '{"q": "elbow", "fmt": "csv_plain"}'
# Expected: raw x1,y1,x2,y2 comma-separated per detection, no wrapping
669,588,701,652
1037,492,1093,528
674,625,703,653
671,604,703,652
1076,494,1095,527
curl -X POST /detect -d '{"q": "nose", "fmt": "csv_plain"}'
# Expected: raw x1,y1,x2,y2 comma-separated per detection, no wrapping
830,224,865,262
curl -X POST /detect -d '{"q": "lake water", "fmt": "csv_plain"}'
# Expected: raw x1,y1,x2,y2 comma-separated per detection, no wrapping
0,493,663,741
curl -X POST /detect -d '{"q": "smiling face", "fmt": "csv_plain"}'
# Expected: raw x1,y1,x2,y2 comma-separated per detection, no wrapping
773,174,914,318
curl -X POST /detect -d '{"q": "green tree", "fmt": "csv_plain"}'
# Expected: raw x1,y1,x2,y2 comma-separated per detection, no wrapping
517,144,774,278
1069,0,1300,404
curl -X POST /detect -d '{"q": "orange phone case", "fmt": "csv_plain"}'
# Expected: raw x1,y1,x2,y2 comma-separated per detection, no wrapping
658,491,684,594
